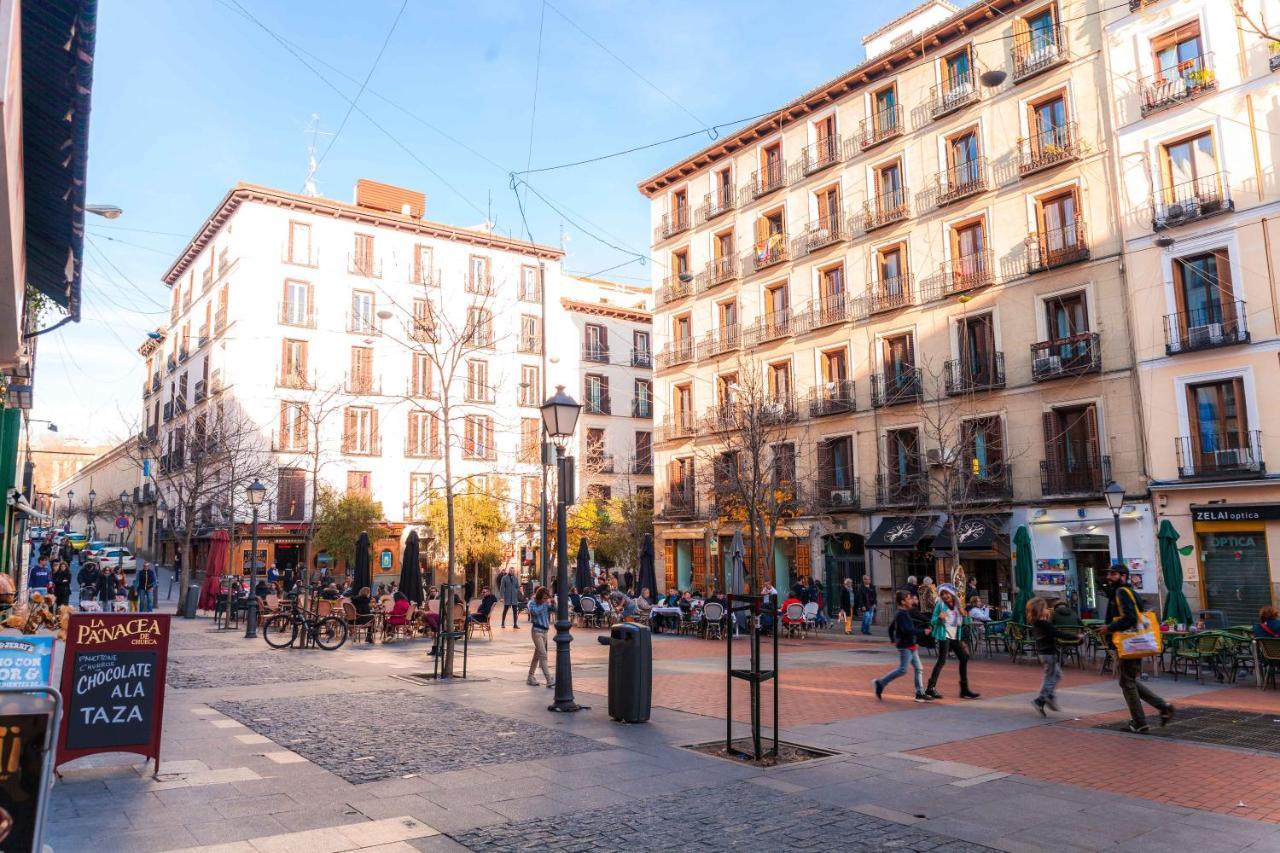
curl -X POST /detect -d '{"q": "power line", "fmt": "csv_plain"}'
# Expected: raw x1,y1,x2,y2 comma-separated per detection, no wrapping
86,231,176,256
84,237,170,310
522,0,548,210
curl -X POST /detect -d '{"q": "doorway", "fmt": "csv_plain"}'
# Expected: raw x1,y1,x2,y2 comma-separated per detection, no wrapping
823,534,865,616
1072,550,1108,618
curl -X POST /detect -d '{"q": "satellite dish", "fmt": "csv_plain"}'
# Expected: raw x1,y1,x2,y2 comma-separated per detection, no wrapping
979,69,1007,88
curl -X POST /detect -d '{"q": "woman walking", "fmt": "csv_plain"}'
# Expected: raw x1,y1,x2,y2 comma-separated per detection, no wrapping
51,560,72,608
526,587,554,688
1028,596,1080,715
925,584,980,700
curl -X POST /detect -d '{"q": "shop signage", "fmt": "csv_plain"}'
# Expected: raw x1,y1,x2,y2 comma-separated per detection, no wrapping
55,614,171,774
0,636,55,689
1192,504,1280,523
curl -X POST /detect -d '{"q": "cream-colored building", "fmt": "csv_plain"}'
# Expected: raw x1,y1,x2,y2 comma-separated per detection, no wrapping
640,0,1156,615
1104,0,1280,624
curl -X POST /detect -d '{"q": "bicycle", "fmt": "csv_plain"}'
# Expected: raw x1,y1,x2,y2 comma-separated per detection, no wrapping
261,605,348,650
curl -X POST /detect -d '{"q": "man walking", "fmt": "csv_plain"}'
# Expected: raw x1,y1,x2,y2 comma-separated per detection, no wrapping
856,574,877,635
498,568,520,628
1103,564,1173,733
135,561,158,612
874,590,930,702
29,555,52,595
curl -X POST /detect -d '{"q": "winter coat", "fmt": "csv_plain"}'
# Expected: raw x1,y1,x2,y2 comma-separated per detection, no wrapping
499,572,520,606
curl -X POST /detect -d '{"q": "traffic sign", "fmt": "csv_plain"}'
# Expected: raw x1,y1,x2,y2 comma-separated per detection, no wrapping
115,515,129,529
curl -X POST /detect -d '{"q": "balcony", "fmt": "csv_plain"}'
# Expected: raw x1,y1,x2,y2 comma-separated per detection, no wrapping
341,435,382,457
1018,122,1082,177
166,353,177,373
655,340,694,370
808,379,855,417
801,135,842,176
657,274,693,307
697,256,738,292
698,325,741,360
344,372,382,395
760,395,800,426
584,393,611,416
1164,302,1249,354
700,186,735,222
701,405,740,433
1040,454,1110,497
411,266,439,287
859,105,904,150
145,424,158,443
871,370,922,408
1026,218,1090,273
1153,172,1233,230
929,72,979,119
867,276,914,315
582,344,610,364
214,308,227,335
150,373,161,392
743,235,789,274
815,476,860,512
656,414,696,443
464,384,495,404
281,242,319,267
654,206,692,243
277,370,314,391
1141,53,1216,117
743,311,792,347
633,457,653,475
631,349,652,369
348,255,382,278
162,401,173,421
945,354,1005,395
941,250,995,296
193,380,208,403
347,313,381,336
465,274,495,296
586,453,615,474
935,157,988,206
405,438,442,459
173,396,187,415
272,429,307,454
407,378,437,399
795,217,845,256
1176,431,1264,479
863,189,910,232
876,472,928,507
952,466,1013,503
663,482,698,519
797,294,850,334
1012,25,1069,82
631,398,652,418
749,161,788,200
1031,333,1101,381
196,326,209,349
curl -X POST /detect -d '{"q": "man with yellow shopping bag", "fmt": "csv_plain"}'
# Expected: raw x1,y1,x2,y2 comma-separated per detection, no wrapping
1103,563,1174,734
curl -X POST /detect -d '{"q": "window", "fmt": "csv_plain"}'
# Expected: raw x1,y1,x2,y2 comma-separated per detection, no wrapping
413,244,433,285
343,407,378,455
1035,189,1082,263
585,427,606,467
520,476,540,520
411,299,435,341
1172,250,1237,338
671,248,690,282
672,188,689,228
1161,131,1217,195
632,330,650,365
634,431,652,473
963,416,1005,480
633,379,652,418
467,307,493,347
411,352,434,398
716,373,738,409
754,208,786,263
353,233,376,276
282,279,312,326
766,283,789,325
822,349,848,384
872,85,898,133
818,436,855,492
956,313,998,385
1028,92,1069,155
467,255,492,294
815,185,840,230
584,323,608,361
347,471,372,497
1152,21,1204,80
820,263,845,303
278,401,308,451
875,160,903,211
1187,378,1248,461
943,47,972,92
281,339,308,388
519,364,540,407
1200,531,1271,625
464,415,495,459
885,427,922,487
1042,404,1101,493
718,300,738,332
288,222,312,265
950,218,989,288
761,141,783,187
407,410,440,457
1045,291,1088,340
520,418,541,463
673,383,693,426
520,314,542,353
277,468,306,521
519,265,540,302
585,374,610,414
768,361,791,400
466,359,491,402
878,243,908,299
350,290,375,333
410,474,433,519
349,346,374,394
883,333,916,390
712,166,733,211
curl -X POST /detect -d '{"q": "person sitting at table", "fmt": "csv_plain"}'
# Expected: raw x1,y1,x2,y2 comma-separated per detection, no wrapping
635,588,653,617
569,587,583,614
967,596,991,623
678,590,694,614
254,578,272,598
1050,597,1076,628
1255,605,1280,638
470,586,498,626
319,583,342,601
351,586,375,643
663,589,681,607
610,590,638,621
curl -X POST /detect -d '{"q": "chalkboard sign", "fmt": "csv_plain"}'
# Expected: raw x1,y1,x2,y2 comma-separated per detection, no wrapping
55,614,170,774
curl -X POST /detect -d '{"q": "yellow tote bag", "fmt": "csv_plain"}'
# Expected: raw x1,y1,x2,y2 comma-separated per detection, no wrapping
1112,589,1163,659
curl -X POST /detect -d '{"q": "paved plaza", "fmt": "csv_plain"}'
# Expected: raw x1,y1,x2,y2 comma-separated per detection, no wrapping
46,615,1280,853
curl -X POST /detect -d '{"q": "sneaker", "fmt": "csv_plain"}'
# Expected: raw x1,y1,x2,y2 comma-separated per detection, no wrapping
960,690,981,700
925,688,943,700
874,680,884,701
1126,721,1150,734
545,680,556,689
1046,696,1060,713
526,676,539,686
1032,698,1047,717
914,692,928,703
1160,705,1175,727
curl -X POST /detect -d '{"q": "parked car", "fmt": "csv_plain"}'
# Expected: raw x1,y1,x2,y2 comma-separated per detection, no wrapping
82,540,110,559
63,533,90,551
28,526,48,541
100,548,136,574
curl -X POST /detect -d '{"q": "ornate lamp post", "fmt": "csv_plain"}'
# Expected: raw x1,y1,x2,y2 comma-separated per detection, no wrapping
243,479,267,638
1104,481,1125,569
117,490,131,573
87,488,96,538
65,490,73,532
540,386,583,713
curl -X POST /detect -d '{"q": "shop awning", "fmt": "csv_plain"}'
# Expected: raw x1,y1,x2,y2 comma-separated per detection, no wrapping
933,514,1011,552
866,515,937,551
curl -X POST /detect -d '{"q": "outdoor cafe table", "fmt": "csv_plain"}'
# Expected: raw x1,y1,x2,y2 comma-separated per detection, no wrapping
648,605,682,632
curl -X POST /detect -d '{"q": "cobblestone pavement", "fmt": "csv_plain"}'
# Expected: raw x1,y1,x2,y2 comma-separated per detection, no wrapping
451,783,997,852
167,651,347,688
212,689,606,782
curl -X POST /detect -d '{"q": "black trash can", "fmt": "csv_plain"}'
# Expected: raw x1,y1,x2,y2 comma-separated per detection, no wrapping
607,623,651,723
183,584,200,619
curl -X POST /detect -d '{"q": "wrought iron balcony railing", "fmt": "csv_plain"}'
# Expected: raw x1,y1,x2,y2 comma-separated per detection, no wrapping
582,344,610,364
808,379,855,417
802,134,842,176
743,235,789,274
749,161,788,199
1040,453,1109,496
1031,333,1101,381
1141,53,1216,117
1153,172,1233,230
700,185,735,222
1019,122,1081,177
876,472,928,507
796,294,850,334
656,414,696,443
655,339,695,370
697,325,741,360
743,311,792,346
935,157,988,206
871,369,922,408
863,188,910,231
656,274,694,306
631,349,652,369
1176,431,1264,479
697,256,738,292
795,216,845,256
1164,302,1249,354
942,250,995,296
952,465,1013,503
1026,217,1090,272
859,105,904,149
815,476,860,512
867,275,914,314
930,72,979,119
944,353,1005,395
1012,25,1068,82
654,206,692,242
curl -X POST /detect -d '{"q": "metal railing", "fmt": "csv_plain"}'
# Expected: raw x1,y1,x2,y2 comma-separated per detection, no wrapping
276,371,314,391
1026,217,1090,272
631,398,652,418
698,325,742,359
1012,25,1068,81
409,319,437,344
657,274,694,306
759,394,800,425
952,465,1013,502
1141,53,1216,116
347,312,381,335
749,160,787,199
795,216,845,255
942,250,995,295
584,393,611,415
633,457,653,475
798,294,850,333
1031,333,1101,381
930,71,979,119
701,185,735,222
859,105,904,149
867,275,914,314
1040,454,1109,496
1019,122,1081,176
871,369,922,408
657,414,697,442
876,472,928,507
582,344,610,363
802,135,842,175
663,481,698,519
935,157,988,205
465,273,495,296
701,405,740,433
344,372,381,395
945,353,1005,395
1153,172,1232,230
815,476,860,512
281,242,319,267
348,254,382,278
1164,301,1249,354
631,349,652,368
743,236,789,274
744,311,792,346
808,379,855,417
863,188,910,231
655,340,695,369
698,255,739,292
1176,431,1264,479
463,383,495,404
655,206,692,242
341,435,382,457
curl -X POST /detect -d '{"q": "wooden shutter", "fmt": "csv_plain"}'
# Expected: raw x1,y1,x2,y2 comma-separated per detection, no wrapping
1012,15,1031,59
279,403,289,445
692,539,707,593
408,412,419,452
343,408,356,452
795,539,811,582
1042,410,1061,475
1214,249,1236,325
664,540,676,591
371,409,381,454
1084,405,1101,487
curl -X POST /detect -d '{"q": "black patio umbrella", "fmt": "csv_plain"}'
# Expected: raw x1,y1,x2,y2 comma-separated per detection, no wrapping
399,529,423,604
637,533,657,597
352,531,372,593
574,537,592,591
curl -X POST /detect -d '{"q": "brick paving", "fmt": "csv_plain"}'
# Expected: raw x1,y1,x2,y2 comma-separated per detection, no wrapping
450,783,998,852
211,689,606,782
166,651,347,689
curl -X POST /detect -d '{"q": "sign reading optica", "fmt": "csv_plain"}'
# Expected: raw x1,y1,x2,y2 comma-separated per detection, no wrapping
1191,504,1280,523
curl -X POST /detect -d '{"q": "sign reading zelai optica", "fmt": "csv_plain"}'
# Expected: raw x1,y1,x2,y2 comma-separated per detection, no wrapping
1191,504,1280,523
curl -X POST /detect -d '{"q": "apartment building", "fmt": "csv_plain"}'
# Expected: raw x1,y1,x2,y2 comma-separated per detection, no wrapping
142,180,564,591
640,0,1155,616
1105,0,1280,624
549,276,655,503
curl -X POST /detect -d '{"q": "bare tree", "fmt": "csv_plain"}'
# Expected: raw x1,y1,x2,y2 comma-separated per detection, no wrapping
280,382,347,588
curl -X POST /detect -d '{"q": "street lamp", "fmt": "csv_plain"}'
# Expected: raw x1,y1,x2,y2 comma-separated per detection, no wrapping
65,490,73,532
540,385,583,713
117,490,131,573
244,479,267,638
86,204,123,219
1104,481,1126,568
87,488,97,538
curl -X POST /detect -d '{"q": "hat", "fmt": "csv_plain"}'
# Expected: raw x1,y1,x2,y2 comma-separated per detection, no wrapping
1105,562,1129,575
937,583,957,596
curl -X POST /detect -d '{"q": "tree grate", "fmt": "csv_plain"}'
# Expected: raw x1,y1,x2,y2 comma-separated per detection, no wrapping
1099,705,1280,753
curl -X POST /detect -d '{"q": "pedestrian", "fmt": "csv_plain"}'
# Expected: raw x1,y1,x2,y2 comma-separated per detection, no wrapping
28,556,52,596
925,583,980,700
526,586,553,688
135,561,158,612
874,590,930,702
51,560,72,608
856,574,877,635
964,576,979,605
918,576,938,613
98,563,121,609
76,559,100,604
58,539,74,566
1102,564,1173,733
1028,596,1078,715
839,578,855,634
498,568,520,629
904,575,919,599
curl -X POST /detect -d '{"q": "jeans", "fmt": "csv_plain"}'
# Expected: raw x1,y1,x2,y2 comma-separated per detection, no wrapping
1119,657,1168,725
502,604,519,627
861,607,875,634
528,628,552,682
1037,654,1062,701
877,647,924,694
137,590,154,612
928,637,971,693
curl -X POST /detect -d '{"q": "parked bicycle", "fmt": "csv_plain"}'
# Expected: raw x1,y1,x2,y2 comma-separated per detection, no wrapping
261,605,348,650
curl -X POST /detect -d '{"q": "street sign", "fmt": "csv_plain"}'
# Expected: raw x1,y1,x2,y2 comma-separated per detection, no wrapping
115,515,129,530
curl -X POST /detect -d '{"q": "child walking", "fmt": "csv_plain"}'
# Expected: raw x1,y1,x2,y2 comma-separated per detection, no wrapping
526,586,554,688
1028,596,1080,715
873,590,931,702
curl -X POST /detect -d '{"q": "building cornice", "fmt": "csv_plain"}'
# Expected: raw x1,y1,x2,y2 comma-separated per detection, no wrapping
559,297,651,324
163,183,565,285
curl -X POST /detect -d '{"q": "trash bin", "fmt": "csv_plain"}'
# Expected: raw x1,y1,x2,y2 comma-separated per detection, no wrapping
607,622,651,723
183,584,200,619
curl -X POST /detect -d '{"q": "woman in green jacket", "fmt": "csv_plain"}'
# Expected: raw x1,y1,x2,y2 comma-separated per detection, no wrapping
925,583,980,700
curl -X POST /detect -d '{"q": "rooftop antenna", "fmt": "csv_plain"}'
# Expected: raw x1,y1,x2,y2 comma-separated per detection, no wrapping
302,114,333,198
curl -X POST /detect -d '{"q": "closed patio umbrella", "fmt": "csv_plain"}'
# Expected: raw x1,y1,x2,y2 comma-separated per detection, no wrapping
352,531,371,594
1012,525,1034,622
574,537,592,591
1158,519,1194,625
399,529,423,604
636,533,657,597
729,530,745,596
197,529,228,613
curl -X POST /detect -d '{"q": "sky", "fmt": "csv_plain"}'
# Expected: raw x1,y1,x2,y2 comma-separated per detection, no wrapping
37,0,921,445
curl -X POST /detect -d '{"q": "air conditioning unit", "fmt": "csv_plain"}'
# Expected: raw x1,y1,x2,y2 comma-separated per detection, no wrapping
1034,354,1062,376
1213,448,1243,469
1188,322,1223,348
926,448,945,467
829,489,854,507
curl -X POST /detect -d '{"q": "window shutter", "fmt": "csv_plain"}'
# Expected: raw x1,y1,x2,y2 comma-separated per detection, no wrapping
817,440,833,488
299,405,309,447
344,408,356,451
1214,249,1236,325
372,409,380,453
1011,15,1031,59
1042,411,1061,475
1084,405,1101,488
279,403,288,445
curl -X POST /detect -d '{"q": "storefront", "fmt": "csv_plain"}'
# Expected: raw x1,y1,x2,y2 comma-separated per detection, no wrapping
1179,500,1279,626
866,514,938,593
660,526,813,595
932,514,1012,612
820,532,866,617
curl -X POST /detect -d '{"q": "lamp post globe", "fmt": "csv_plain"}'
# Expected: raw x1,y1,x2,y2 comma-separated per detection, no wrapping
1103,481,1126,567
539,385,582,440
244,479,267,639
539,386,583,713
117,490,131,572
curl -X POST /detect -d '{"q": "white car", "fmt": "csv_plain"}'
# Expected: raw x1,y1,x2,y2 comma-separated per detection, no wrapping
100,548,137,574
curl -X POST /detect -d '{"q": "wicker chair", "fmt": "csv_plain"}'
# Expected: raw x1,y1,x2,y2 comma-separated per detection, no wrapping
783,603,807,639
701,601,726,640
1258,638,1280,689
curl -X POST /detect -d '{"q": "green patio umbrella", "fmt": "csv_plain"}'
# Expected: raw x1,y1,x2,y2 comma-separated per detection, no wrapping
1012,525,1033,622
1158,519,1194,625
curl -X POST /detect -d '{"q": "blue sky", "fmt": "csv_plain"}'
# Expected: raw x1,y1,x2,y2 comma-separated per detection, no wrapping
42,0,920,443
